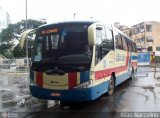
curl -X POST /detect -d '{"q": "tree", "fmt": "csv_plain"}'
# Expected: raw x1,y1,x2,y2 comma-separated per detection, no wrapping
12,44,26,58
0,19,45,58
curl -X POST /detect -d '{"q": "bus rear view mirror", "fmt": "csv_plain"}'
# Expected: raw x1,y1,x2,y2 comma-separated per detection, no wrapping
88,24,96,46
19,29,35,48
96,27,103,30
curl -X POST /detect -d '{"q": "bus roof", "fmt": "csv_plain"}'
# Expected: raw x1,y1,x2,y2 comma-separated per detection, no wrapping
37,20,135,43
38,20,97,29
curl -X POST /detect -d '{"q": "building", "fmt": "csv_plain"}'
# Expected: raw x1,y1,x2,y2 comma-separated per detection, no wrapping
0,7,10,32
122,27,132,37
131,21,160,53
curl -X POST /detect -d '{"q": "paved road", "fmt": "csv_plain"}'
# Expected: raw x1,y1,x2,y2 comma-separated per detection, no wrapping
1,66,160,118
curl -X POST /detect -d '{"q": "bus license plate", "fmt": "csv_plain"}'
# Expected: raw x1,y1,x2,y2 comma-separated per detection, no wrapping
51,92,61,97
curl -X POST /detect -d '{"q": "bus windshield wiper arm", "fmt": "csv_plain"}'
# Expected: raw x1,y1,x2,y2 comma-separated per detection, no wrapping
32,64,44,71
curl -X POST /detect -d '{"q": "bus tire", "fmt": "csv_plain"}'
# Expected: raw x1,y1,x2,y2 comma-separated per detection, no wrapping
108,76,115,96
60,101,71,110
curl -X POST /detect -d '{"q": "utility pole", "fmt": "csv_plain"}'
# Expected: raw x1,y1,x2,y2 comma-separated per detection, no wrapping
25,0,29,71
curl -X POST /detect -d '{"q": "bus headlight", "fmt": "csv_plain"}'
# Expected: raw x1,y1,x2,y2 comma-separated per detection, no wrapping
74,80,93,88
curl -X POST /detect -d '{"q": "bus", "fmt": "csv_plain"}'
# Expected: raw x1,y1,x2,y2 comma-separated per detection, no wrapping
20,21,137,106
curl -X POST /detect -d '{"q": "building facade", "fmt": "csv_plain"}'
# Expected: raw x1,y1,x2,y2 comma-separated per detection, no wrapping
131,21,160,52
0,7,10,32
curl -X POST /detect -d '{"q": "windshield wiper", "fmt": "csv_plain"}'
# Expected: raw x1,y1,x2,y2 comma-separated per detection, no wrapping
32,63,44,71
45,69,65,75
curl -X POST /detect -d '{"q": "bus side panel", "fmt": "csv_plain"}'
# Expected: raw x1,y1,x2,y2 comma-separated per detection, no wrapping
115,71,130,86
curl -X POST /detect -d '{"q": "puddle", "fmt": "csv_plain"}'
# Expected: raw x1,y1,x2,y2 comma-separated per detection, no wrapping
0,74,47,112
135,73,148,77
132,85,154,90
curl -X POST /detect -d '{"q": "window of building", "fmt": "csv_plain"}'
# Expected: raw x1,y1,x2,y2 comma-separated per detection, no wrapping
146,36,153,42
148,46,153,51
141,38,145,42
146,25,152,32
137,39,140,42
156,47,160,51
140,23,144,32
137,27,140,34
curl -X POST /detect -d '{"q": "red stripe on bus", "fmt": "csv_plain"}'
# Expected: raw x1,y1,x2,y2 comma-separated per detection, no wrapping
36,72,43,87
95,52,130,80
95,66,127,80
68,72,77,89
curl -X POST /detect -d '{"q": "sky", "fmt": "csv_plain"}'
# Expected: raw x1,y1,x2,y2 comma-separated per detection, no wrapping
0,0,160,27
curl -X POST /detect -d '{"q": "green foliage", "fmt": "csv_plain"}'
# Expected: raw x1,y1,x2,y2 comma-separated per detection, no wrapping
0,24,15,43
0,19,45,59
12,45,26,58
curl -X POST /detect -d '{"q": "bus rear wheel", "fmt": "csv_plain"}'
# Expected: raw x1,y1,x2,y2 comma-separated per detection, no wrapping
108,76,115,96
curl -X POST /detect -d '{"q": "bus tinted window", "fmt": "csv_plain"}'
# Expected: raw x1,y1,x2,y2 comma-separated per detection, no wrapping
95,29,103,64
105,28,114,50
115,31,123,50
101,27,108,58
121,36,128,51
96,30,102,45
51,34,59,49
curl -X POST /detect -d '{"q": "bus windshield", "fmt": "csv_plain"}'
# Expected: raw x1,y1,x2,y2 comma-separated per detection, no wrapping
32,23,92,66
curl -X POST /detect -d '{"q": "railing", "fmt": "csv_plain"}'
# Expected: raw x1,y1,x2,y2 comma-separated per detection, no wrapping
0,68,28,73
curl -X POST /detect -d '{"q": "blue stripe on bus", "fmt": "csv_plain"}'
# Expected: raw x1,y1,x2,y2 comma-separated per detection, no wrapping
116,70,131,86
30,80,109,102
80,71,90,83
131,56,137,60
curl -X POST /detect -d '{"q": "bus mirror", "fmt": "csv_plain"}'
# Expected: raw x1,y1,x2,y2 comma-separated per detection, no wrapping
88,24,96,46
19,29,35,48
96,26,103,30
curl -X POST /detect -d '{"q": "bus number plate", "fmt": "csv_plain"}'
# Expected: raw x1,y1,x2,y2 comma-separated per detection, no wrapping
51,92,61,97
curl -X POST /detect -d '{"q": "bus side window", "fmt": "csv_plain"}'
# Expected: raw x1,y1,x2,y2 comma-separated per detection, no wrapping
104,28,114,50
95,29,103,64
121,36,128,51
101,27,107,58
114,31,123,50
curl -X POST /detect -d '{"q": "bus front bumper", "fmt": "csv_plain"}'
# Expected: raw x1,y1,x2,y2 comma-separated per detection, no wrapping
30,82,109,102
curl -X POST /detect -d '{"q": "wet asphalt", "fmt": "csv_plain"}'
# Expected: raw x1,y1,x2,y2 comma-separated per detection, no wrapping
0,66,160,118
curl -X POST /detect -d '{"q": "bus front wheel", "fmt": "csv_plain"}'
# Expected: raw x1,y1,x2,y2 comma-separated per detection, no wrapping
108,76,115,96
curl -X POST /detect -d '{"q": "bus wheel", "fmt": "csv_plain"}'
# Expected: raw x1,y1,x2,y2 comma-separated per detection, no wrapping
60,101,70,110
108,76,115,96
